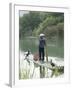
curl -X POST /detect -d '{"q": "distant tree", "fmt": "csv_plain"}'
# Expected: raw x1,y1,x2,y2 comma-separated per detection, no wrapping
19,12,42,38
19,11,64,39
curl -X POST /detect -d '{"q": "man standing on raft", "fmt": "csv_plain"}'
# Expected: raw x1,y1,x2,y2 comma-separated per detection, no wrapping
39,34,46,62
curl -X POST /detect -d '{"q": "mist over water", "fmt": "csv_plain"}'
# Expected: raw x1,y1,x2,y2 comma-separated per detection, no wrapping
19,36,64,58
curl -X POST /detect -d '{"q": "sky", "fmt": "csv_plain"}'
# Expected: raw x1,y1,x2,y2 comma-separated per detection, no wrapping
19,10,29,17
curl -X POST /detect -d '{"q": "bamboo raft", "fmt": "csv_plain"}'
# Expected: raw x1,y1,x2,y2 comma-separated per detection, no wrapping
20,51,64,78
27,58,64,78
29,59,55,70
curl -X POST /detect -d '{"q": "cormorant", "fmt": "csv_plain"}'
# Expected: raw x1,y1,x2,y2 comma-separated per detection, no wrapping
50,59,55,67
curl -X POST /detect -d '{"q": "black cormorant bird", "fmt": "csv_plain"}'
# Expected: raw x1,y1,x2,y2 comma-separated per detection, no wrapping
24,50,30,60
50,59,55,67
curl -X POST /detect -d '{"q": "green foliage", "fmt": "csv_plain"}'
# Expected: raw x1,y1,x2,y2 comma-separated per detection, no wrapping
19,12,43,38
33,16,64,37
19,11,64,40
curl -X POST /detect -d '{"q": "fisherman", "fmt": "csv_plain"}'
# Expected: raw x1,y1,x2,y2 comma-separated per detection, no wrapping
39,34,46,62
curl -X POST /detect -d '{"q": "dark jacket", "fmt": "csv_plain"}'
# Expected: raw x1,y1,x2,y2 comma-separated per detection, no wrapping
39,37,46,48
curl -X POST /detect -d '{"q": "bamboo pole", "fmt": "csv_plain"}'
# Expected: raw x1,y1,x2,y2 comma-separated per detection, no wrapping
45,38,48,77
45,38,48,62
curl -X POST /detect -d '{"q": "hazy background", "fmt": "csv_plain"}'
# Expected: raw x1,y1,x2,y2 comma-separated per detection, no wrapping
19,11,64,58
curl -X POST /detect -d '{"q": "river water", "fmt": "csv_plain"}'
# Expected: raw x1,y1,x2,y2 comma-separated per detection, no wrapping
19,36,64,58
19,37,64,79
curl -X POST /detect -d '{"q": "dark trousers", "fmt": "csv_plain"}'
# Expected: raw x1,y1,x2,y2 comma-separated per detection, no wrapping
39,47,44,61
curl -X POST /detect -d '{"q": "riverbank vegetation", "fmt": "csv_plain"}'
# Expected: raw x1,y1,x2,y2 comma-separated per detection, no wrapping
19,11,64,40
